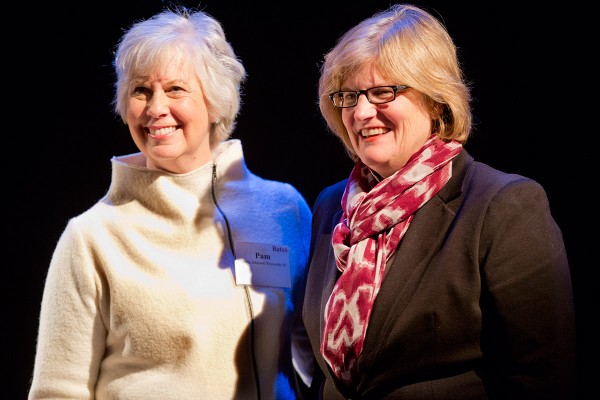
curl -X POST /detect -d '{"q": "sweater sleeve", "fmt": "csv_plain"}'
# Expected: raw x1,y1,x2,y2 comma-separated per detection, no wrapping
29,218,107,399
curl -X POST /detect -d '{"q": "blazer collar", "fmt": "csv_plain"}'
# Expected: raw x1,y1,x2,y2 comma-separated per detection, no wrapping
354,149,473,373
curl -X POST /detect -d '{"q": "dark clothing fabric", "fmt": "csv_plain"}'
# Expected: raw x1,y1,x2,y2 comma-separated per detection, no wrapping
301,150,576,400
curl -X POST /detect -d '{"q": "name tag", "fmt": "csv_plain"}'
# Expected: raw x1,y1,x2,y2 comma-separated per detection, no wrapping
234,242,291,288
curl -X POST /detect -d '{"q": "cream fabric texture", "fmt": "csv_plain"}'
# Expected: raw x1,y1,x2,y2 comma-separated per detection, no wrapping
29,139,311,399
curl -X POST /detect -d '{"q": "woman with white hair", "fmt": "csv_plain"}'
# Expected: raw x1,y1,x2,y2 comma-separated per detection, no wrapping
29,7,311,399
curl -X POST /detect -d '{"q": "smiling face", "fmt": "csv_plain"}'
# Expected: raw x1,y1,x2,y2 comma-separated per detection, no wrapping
341,66,433,179
126,58,213,174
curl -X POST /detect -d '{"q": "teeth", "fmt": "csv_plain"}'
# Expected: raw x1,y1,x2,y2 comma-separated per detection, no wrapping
148,126,177,137
361,128,387,137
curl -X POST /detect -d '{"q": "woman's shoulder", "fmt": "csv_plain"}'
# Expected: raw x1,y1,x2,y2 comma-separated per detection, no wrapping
472,163,543,193
460,150,544,194
315,179,347,205
311,178,347,222
241,173,311,220
250,174,308,201
459,153,550,213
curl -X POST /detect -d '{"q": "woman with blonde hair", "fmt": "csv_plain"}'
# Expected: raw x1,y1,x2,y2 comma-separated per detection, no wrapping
298,4,576,399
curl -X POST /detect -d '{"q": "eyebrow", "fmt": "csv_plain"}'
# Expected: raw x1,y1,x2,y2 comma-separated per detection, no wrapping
130,77,190,86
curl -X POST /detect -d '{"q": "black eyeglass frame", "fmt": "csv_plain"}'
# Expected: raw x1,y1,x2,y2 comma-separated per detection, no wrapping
329,85,411,108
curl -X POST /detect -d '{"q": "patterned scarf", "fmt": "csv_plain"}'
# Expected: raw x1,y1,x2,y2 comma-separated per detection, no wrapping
320,135,462,385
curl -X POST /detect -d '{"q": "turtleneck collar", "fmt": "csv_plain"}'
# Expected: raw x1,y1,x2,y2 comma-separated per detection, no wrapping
106,139,247,218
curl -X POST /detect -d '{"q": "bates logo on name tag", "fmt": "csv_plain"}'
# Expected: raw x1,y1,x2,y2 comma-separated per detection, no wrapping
234,242,291,288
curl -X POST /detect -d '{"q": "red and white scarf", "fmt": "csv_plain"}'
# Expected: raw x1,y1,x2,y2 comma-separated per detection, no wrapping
320,135,462,385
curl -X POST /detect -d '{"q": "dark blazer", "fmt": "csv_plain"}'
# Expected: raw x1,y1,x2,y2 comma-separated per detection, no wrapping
301,150,576,400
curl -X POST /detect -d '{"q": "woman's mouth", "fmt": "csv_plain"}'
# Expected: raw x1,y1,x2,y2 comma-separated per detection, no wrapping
147,126,178,138
360,127,389,138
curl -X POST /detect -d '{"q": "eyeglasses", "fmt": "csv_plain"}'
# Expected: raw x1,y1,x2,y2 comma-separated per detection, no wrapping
329,85,410,108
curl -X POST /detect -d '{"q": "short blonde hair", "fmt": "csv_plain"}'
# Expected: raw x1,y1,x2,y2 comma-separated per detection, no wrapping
318,3,472,161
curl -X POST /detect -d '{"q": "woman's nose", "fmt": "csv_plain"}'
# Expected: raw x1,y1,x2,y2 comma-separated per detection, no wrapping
353,94,377,120
146,91,169,118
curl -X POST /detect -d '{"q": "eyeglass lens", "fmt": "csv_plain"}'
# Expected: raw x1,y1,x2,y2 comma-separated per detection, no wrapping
331,86,400,108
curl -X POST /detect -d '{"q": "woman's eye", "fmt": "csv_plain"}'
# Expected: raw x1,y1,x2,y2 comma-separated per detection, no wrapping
132,86,150,96
165,86,188,98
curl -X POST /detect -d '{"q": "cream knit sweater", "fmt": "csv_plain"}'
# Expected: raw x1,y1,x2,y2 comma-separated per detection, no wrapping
29,140,312,399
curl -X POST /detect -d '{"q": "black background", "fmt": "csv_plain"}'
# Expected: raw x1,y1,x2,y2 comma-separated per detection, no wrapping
6,1,591,398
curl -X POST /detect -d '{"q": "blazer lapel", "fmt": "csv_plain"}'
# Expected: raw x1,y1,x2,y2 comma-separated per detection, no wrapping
318,209,344,335
358,150,469,368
